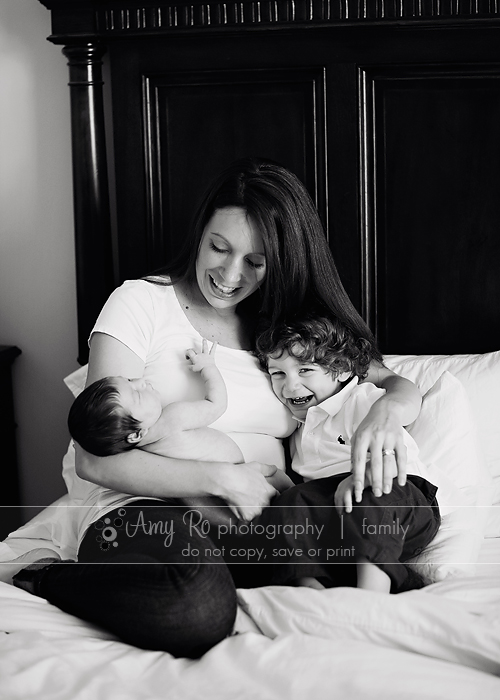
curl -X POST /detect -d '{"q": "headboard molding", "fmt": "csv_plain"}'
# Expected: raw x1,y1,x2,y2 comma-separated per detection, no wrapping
40,1,500,40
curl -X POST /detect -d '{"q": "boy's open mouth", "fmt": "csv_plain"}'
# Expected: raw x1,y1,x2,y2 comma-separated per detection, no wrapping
289,395,314,407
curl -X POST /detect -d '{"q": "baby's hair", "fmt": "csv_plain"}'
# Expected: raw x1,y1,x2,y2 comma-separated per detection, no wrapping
255,315,374,380
68,377,141,456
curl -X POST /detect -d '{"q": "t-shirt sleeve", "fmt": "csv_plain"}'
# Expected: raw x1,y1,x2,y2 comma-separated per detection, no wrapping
89,280,157,362
343,383,386,437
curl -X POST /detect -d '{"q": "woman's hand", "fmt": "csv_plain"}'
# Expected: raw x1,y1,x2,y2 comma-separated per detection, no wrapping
266,469,295,493
355,363,422,502
351,400,407,503
213,462,279,521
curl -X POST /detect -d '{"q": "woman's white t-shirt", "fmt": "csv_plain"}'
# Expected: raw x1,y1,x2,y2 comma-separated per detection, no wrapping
63,279,296,549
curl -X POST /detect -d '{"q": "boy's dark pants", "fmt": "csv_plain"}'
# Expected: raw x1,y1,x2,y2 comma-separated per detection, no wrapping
266,474,440,592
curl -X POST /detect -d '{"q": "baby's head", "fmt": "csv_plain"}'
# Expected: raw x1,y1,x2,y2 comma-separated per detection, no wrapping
256,315,374,420
68,376,162,456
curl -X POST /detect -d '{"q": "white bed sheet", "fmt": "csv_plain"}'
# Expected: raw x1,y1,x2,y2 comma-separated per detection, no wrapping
0,537,499,700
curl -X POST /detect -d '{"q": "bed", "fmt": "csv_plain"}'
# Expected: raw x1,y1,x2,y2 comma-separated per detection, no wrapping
1,350,500,698
2,2,500,698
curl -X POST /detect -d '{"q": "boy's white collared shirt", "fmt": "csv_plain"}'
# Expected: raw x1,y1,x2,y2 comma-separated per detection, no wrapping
291,376,391,481
291,376,424,484
291,376,462,515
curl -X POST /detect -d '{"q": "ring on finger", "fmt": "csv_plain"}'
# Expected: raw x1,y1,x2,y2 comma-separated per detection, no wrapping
382,448,396,457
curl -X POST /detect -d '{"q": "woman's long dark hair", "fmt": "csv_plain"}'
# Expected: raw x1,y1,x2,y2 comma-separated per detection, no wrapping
147,157,382,361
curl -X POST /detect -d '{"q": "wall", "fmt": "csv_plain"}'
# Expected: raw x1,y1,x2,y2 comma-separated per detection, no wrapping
0,0,79,523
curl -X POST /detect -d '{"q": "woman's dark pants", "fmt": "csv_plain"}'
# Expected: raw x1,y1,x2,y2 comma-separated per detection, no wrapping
35,500,238,658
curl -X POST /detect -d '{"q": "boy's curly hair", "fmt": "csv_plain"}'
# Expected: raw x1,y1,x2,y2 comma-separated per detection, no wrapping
255,315,374,380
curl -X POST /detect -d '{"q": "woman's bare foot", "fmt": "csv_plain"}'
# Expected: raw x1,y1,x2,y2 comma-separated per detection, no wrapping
0,548,61,585
295,577,325,590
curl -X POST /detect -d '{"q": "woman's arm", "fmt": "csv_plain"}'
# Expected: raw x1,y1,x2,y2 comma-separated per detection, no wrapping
85,332,146,384
76,443,277,521
352,363,422,502
78,332,278,520
365,363,422,426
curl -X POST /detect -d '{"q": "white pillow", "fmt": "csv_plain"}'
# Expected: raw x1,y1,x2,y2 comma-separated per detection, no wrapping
385,352,500,503
386,352,500,538
401,372,487,582
406,509,482,584
407,372,488,500
64,364,88,398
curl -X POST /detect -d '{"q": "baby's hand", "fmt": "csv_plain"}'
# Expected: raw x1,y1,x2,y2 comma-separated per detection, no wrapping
186,338,218,373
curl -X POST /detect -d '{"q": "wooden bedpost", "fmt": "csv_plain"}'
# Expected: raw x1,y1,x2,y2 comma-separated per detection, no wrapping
62,43,114,365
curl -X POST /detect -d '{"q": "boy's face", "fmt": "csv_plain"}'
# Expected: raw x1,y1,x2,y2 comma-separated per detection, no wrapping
267,348,350,420
111,377,163,430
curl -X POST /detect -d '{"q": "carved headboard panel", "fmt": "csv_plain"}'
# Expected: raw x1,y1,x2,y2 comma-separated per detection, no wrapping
40,1,500,363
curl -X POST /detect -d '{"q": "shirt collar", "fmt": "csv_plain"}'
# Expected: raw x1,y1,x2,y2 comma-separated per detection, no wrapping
293,376,360,424
313,376,360,416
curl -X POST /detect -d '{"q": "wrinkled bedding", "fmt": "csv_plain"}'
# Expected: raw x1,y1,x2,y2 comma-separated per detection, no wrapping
1,538,499,700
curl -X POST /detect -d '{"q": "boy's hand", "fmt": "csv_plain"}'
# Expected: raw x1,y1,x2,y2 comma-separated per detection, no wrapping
334,473,370,515
334,475,356,515
186,339,218,373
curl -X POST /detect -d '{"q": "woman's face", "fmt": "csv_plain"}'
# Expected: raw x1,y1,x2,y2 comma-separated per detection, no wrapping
196,207,267,311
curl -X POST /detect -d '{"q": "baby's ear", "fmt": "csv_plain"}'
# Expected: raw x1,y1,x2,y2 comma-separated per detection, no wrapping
337,370,352,383
126,428,148,444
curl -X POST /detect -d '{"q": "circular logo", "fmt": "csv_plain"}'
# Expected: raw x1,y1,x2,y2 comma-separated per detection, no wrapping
94,510,127,551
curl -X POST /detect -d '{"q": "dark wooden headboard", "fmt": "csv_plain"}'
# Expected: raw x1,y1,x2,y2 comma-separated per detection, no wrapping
40,1,500,363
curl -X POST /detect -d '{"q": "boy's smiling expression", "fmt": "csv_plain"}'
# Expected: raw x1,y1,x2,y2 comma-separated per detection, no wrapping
267,348,351,420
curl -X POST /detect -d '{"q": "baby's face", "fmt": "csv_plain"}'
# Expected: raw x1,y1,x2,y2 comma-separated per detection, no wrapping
111,377,163,430
267,349,349,420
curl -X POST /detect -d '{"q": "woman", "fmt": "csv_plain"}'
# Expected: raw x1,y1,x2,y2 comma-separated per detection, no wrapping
14,158,421,657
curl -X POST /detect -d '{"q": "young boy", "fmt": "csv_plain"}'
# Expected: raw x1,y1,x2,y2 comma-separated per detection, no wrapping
256,315,441,593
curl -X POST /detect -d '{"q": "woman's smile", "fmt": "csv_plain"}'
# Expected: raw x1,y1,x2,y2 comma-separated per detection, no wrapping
208,273,241,298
